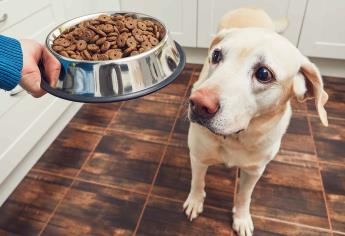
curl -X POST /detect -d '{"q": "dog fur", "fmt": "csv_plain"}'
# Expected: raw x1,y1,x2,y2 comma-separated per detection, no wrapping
184,8,328,236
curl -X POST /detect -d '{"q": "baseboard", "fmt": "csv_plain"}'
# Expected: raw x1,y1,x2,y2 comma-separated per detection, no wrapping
0,102,82,206
183,47,345,78
183,47,208,65
309,57,345,78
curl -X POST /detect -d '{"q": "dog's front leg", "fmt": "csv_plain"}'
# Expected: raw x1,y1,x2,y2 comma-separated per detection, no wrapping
183,156,208,221
233,168,264,236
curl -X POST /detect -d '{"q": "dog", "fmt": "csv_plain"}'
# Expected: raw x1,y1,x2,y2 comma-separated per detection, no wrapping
183,8,328,236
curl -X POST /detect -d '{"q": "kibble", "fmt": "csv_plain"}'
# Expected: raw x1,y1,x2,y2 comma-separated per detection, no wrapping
52,14,164,61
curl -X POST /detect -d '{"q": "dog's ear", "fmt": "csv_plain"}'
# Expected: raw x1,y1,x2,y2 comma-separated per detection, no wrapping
293,56,329,126
209,28,235,51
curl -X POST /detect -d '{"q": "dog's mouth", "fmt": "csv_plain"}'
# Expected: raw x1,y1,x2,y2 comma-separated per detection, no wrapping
189,115,245,137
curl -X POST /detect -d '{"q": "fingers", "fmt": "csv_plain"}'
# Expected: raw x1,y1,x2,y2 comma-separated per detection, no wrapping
20,40,46,98
20,39,60,98
42,47,60,87
20,69,46,98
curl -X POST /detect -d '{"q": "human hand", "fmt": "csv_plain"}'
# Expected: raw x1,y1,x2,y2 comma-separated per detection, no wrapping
19,39,60,98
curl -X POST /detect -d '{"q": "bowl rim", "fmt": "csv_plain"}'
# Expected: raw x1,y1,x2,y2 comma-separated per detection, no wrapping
46,11,170,64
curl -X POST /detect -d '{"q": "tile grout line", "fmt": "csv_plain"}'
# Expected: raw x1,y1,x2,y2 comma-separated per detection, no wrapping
37,102,125,236
132,68,197,235
307,112,345,121
32,168,148,196
231,168,239,236
306,108,334,234
318,160,345,169
101,128,171,146
37,138,103,236
277,150,345,168
250,214,332,234
277,149,345,169
147,193,332,234
307,107,345,169
333,230,345,235
233,168,239,203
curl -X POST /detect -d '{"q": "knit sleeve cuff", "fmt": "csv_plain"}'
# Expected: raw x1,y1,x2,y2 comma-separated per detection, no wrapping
0,35,23,91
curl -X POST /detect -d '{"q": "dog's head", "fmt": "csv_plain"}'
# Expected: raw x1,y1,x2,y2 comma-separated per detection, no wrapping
189,28,328,136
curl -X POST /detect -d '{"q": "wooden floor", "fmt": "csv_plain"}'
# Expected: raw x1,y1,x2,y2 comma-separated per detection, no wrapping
0,64,344,236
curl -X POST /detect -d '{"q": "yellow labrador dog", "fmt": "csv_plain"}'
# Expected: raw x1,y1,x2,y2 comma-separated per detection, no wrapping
184,8,328,236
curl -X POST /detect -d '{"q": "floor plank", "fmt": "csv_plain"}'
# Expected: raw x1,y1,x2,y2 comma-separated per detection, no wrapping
0,172,72,236
320,163,345,232
79,133,166,193
33,126,102,177
41,181,146,236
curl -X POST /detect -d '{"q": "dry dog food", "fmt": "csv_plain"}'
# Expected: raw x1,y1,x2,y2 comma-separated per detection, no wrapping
52,14,165,61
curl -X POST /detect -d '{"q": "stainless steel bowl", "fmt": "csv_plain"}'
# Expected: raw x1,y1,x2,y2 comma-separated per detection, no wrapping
41,12,186,103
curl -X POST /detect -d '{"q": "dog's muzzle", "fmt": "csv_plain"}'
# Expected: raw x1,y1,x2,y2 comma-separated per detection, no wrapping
188,103,222,135
188,104,245,137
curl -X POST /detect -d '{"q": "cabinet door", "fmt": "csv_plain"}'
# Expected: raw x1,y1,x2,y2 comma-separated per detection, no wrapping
87,0,120,14
298,0,345,60
62,0,91,19
0,0,65,42
197,0,306,48
119,0,197,47
0,0,75,185
62,0,120,19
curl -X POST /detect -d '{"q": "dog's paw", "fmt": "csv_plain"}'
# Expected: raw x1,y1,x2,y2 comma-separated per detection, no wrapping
183,191,206,221
232,212,254,236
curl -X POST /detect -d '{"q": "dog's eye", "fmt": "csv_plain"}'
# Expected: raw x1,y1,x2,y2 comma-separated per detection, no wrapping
211,49,222,64
255,67,274,83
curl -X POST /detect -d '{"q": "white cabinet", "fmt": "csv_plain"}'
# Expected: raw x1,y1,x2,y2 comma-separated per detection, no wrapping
0,96,73,186
115,0,309,49
62,0,120,19
119,0,198,47
0,0,64,42
0,0,68,171
0,0,82,205
87,0,120,14
62,0,92,19
298,0,345,60
197,0,307,48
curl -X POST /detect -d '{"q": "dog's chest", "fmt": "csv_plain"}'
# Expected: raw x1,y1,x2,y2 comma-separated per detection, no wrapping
188,123,280,168
218,137,251,167
216,136,270,168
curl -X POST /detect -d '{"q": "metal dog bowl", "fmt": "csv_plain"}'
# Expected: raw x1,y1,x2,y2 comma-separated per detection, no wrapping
41,12,186,103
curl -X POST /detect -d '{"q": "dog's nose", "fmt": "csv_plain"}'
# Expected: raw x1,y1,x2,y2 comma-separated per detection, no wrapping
189,88,220,119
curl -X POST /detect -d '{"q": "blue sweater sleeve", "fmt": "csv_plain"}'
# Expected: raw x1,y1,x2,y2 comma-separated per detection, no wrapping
0,35,23,91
